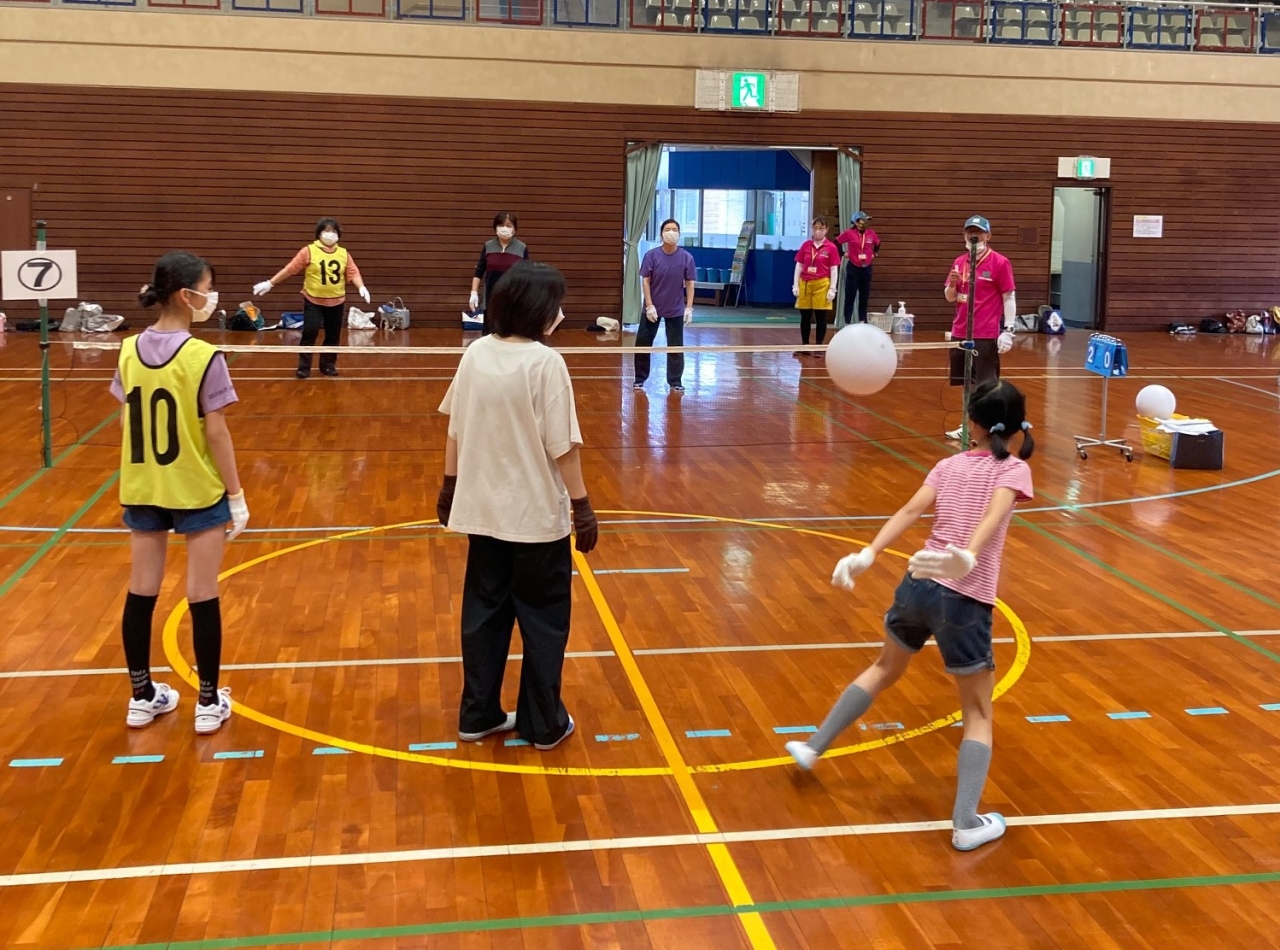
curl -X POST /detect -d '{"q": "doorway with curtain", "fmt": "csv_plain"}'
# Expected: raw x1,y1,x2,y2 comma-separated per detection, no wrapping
622,144,862,328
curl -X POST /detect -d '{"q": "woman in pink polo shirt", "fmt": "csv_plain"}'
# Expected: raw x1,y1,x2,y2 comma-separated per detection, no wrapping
836,211,879,326
944,215,1016,439
792,216,841,357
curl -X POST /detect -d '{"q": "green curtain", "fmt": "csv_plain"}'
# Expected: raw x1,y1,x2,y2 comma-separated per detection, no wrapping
835,148,862,325
622,143,663,328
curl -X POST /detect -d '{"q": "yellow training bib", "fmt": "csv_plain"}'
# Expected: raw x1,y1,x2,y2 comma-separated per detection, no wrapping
118,335,226,510
302,242,349,300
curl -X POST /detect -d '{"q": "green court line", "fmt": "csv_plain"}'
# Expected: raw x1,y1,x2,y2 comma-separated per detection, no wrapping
78,868,1280,950
0,473,118,600
0,409,119,511
785,377,1280,666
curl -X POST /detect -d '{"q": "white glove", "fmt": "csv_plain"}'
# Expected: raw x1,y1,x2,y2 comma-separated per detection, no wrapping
831,548,876,591
908,544,976,581
792,285,800,298
684,307,694,326
359,286,371,305
826,286,838,302
468,291,479,312
226,491,249,541
997,331,1014,355
645,305,659,323
253,280,273,297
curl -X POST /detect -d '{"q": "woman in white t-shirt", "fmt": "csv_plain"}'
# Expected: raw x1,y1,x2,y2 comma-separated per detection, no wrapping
436,261,598,752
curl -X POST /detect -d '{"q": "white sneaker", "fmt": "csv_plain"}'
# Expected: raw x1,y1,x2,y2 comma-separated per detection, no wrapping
945,427,963,441
785,740,819,771
952,812,1006,851
534,715,575,751
126,682,179,728
194,687,232,735
459,711,516,742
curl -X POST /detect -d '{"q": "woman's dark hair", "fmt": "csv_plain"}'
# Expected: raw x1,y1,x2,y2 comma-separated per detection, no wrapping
488,261,566,340
660,218,681,232
139,251,213,309
968,378,1035,461
493,212,518,229
811,215,829,228
315,217,342,239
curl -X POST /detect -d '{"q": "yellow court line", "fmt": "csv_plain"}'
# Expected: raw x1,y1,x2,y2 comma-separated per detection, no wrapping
159,512,1029,779
572,548,778,950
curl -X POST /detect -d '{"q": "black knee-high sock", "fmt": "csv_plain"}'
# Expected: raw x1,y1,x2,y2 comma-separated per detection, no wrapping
122,592,158,702
816,311,830,345
800,309,814,345
189,598,223,706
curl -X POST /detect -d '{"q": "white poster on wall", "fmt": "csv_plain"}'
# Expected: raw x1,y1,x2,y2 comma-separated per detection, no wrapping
1133,215,1164,239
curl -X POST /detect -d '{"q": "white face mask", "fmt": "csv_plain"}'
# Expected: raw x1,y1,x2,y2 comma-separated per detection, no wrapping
320,231,339,247
966,234,988,252
188,289,218,323
496,227,515,240
662,230,680,245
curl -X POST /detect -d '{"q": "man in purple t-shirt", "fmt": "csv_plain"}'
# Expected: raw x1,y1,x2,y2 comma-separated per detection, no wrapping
636,219,697,393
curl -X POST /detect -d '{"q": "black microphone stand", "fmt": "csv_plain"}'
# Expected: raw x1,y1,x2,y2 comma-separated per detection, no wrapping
960,236,979,450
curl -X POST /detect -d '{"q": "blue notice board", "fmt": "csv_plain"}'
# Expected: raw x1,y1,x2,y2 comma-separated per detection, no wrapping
1084,333,1127,378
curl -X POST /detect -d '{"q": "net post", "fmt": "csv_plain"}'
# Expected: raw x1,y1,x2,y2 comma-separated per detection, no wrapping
36,220,52,470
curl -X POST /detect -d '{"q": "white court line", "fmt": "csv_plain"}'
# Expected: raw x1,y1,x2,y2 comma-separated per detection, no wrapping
4,630,1276,680
4,801,1280,888
1214,376,1280,399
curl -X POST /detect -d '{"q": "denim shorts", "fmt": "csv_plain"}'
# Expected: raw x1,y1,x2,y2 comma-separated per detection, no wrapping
123,495,231,535
883,574,995,676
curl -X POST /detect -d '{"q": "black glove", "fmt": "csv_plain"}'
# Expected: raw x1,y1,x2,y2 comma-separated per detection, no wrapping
437,475,457,528
571,496,598,554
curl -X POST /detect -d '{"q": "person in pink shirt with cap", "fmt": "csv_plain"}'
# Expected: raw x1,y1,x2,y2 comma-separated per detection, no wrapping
836,211,879,326
944,215,1016,440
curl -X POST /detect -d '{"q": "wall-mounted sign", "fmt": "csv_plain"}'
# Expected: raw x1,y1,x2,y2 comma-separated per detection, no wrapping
1132,215,1164,239
695,70,800,112
1057,156,1111,180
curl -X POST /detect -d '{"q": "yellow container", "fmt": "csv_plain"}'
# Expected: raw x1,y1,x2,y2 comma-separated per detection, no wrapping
1138,413,1190,460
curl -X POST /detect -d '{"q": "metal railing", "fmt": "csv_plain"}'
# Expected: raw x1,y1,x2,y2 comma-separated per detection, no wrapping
6,0,1279,54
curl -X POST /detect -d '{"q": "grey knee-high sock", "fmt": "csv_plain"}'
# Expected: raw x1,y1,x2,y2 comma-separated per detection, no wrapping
808,684,872,754
952,740,992,830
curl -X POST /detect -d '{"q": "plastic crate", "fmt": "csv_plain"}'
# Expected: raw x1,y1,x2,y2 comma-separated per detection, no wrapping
1138,413,1190,459
871,310,894,331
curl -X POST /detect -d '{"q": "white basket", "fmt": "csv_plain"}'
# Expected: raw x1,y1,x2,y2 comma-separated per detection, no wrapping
870,311,893,332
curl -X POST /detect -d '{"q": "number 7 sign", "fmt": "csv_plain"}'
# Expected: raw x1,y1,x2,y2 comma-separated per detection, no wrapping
1,250,78,301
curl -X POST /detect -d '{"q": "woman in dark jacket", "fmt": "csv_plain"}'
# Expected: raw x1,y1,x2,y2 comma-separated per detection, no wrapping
469,212,529,335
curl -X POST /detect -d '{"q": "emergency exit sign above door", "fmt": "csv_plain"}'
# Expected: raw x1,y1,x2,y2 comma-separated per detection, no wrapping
695,70,800,112
1057,156,1112,180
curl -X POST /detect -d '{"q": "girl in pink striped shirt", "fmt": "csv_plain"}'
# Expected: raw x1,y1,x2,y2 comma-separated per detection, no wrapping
786,378,1035,853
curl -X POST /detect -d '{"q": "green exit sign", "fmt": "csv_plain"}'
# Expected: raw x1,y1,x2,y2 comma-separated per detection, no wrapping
1075,157,1097,179
730,72,768,110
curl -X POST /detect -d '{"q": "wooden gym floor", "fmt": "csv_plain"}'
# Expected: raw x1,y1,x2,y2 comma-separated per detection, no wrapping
1,325,1280,948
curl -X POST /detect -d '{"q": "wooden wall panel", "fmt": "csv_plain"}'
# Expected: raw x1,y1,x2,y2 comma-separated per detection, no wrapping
2,83,1279,331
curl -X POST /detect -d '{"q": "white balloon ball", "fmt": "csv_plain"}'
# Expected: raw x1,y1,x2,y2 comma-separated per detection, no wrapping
1135,384,1176,420
825,323,899,396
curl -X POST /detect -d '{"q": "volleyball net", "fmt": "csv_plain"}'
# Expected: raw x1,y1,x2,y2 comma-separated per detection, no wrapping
48,337,961,458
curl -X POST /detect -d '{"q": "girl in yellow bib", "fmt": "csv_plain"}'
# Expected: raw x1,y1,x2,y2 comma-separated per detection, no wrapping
112,251,249,735
253,217,371,379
